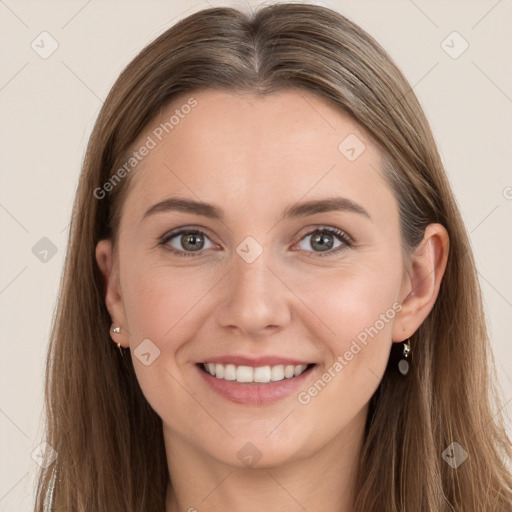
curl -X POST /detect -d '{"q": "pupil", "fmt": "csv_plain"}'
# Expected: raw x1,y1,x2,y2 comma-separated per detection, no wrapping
312,232,333,252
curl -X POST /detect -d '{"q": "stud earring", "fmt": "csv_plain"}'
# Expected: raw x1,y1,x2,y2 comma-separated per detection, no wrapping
111,325,125,356
398,338,411,376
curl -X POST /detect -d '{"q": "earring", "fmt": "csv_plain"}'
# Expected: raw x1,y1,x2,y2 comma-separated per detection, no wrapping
398,338,411,376
111,325,124,356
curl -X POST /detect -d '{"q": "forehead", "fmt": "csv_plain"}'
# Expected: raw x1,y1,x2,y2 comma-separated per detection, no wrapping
122,88,396,224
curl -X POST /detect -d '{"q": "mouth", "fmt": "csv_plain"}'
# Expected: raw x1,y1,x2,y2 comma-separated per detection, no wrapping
198,362,316,383
195,362,318,405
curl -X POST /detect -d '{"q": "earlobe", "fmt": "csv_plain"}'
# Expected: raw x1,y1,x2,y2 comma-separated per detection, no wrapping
392,223,449,342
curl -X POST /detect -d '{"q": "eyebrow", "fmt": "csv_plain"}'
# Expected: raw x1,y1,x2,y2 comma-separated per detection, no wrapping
142,196,371,222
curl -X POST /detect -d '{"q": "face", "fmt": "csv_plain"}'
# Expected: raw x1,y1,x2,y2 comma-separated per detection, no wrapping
98,89,413,468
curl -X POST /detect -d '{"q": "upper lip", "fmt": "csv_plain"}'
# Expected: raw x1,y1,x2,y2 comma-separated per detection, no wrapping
198,355,314,367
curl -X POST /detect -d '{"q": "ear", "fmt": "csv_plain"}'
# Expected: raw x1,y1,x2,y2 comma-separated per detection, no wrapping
95,239,129,348
392,223,449,342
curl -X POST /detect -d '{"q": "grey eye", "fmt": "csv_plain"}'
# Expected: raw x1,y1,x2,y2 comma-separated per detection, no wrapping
167,231,214,252
297,230,344,253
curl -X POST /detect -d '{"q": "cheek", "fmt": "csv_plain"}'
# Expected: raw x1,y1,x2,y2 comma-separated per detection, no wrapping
295,257,400,339
288,260,401,440
287,256,402,400
120,262,218,430
122,249,401,360
121,261,219,347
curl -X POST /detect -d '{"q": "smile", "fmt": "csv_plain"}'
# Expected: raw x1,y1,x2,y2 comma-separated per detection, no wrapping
202,362,312,383
196,361,317,405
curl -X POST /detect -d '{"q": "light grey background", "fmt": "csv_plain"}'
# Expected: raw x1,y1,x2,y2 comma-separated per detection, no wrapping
1,0,511,509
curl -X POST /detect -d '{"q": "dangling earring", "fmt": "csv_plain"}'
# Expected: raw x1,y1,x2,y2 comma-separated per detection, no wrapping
111,325,124,356
398,338,411,375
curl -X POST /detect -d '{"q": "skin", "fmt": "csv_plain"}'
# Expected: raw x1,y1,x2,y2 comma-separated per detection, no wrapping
96,89,449,512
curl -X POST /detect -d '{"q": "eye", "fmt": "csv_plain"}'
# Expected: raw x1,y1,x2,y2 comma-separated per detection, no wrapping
160,228,217,257
296,227,352,257
159,226,352,258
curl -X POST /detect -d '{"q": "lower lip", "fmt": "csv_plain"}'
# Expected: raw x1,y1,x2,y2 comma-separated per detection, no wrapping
196,364,316,405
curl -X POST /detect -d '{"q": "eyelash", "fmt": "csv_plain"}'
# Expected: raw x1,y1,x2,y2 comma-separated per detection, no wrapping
158,226,353,258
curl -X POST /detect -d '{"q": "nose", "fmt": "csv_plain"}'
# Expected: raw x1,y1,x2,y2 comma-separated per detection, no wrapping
215,249,292,337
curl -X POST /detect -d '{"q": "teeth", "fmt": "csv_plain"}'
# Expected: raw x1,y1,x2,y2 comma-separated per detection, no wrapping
224,364,236,380
271,365,285,381
253,366,271,383
237,366,253,382
203,362,309,383
284,365,295,378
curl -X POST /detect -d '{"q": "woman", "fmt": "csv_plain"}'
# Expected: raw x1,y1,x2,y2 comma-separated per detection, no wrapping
35,3,512,511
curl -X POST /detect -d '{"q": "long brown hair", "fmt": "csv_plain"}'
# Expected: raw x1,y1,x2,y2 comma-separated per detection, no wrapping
35,3,512,511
